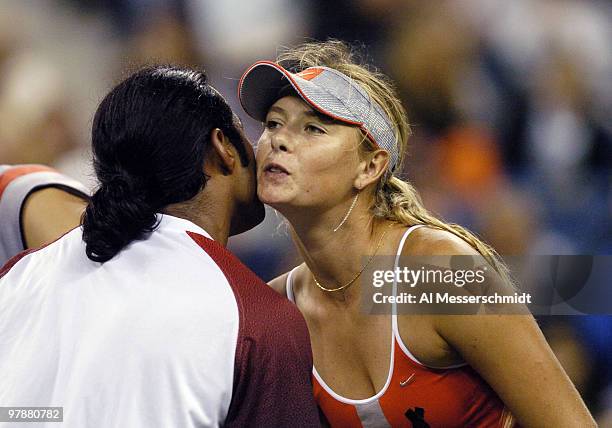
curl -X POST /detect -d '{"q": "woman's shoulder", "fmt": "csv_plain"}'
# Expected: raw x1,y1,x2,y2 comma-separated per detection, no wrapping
268,273,289,297
399,224,480,257
267,263,307,298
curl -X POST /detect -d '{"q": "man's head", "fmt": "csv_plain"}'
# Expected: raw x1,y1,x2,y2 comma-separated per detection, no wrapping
83,65,264,262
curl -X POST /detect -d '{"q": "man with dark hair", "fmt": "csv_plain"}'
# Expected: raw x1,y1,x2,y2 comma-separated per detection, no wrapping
0,66,320,427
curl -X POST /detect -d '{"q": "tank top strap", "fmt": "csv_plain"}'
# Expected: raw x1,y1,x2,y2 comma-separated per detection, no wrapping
285,265,300,303
392,224,427,334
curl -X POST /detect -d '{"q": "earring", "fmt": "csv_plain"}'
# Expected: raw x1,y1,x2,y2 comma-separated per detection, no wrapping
333,193,359,232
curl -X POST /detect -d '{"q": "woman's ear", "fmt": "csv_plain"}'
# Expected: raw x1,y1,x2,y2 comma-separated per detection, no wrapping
354,149,389,190
209,128,236,176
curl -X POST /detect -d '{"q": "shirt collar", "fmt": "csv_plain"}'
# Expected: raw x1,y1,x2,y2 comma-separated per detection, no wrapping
156,213,214,241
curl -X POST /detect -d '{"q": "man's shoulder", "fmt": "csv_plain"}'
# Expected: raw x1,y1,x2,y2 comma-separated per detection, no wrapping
167,230,310,355
186,231,302,318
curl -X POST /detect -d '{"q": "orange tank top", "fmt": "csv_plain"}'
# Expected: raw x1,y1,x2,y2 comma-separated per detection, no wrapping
286,225,517,428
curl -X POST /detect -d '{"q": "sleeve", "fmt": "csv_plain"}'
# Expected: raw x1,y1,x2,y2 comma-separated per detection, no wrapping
184,233,321,428
223,302,321,428
0,164,90,266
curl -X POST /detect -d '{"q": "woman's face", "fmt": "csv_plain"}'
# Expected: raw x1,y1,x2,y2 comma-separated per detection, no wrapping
255,96,362,211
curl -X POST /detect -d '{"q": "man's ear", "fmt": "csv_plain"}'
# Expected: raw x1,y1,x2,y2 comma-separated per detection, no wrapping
353,149,389,190
209,128,236,176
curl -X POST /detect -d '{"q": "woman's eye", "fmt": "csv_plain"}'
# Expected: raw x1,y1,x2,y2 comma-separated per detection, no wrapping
265,120,281,129
306,125,325,134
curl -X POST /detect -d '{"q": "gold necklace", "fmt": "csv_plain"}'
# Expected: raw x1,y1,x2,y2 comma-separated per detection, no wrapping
313,223,393,293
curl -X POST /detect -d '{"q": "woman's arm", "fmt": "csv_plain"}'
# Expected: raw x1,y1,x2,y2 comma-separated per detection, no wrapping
405,228,595,427
435,312,595,427
22,187,87,248
0,165,89,265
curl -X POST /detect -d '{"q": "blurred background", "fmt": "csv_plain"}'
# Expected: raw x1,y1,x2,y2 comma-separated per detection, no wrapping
0,0,610,423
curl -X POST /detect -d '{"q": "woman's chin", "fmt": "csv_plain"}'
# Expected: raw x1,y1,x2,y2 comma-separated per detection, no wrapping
257,189,291,209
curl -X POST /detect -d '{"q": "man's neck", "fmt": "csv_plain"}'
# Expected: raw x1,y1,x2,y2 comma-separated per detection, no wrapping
164,189,233,246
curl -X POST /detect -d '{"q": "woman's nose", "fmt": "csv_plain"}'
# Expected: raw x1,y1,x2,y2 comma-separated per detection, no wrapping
270,127,293,153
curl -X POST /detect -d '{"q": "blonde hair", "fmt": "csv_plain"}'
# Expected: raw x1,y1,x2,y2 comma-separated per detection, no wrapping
277,40,512,283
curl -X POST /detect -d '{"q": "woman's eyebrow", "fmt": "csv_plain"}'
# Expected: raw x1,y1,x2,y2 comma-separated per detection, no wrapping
304,110,337,124
268,104,336,124
267,105,286,116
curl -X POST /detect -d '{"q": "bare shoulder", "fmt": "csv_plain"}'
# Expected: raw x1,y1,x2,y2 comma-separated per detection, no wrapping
402,225,480,257
395,225,483,366
22,187,87,248
268,263,308,299
23,186,87,212
268,272,290,297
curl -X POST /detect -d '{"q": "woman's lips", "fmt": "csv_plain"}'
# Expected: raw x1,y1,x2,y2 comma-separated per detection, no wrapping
262,162,290,180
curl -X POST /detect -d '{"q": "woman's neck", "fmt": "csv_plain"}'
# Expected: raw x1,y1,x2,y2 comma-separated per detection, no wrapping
285,201,390,302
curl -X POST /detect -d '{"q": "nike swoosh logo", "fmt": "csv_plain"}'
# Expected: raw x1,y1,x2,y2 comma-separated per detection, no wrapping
400,373,415,387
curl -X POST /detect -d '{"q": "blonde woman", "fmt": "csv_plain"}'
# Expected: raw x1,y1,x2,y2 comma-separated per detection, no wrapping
238,41,595,427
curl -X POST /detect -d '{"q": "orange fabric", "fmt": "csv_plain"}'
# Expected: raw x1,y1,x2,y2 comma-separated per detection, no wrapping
0,165,55,200
313,377,364,427
314,340,515,427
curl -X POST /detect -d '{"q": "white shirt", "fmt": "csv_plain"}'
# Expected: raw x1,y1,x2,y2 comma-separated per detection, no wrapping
1,215,239,427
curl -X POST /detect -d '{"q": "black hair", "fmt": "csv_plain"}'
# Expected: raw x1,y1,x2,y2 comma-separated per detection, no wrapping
82,65,249,263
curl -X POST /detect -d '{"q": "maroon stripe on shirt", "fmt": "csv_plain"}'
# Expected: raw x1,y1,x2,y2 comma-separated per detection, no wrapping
187,231,320,428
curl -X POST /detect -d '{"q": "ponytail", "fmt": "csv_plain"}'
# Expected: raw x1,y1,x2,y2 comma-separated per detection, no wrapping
82,175,159,263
